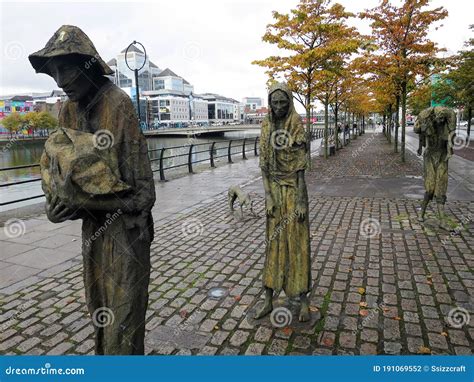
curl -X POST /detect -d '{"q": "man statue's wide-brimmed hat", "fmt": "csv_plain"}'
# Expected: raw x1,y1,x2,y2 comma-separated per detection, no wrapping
29,25,113,76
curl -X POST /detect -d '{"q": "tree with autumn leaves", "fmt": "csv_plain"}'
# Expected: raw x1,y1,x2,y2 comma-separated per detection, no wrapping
252,0,360,159
1,111,57,137
254,0,458,162
361,0,448,162
432,25,474,138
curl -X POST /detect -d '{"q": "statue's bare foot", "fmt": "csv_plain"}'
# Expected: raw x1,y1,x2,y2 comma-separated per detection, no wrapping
299,302,310,322
254,300,273,320
438,220,451,231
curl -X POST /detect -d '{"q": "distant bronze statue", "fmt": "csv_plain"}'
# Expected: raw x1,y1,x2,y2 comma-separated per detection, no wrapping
414,106,455,229
29,25,156,354
256,82,311,322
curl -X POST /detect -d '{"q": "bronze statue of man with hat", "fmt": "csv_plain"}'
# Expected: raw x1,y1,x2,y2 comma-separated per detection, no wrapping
29,25,156,355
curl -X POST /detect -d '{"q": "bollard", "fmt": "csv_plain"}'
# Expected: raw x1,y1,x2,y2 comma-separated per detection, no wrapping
209,142,216,168
228,140,233,163
188,144,194,173
159,147,166,181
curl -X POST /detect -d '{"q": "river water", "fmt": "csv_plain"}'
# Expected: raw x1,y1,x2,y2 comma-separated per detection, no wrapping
0,130,259,211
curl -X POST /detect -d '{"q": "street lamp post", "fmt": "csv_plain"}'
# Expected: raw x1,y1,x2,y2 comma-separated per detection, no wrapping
125,40,147,123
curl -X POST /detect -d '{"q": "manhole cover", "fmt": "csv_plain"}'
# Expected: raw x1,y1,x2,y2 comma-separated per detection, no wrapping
208,287,228,299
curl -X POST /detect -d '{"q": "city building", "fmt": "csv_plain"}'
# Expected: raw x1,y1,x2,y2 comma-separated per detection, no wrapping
0,92,66,134
153,68,194,95
107,45,161,91
1,45,247,131
244,106,268,124
143,90,209,128
201,93,242,124
243,97,263,112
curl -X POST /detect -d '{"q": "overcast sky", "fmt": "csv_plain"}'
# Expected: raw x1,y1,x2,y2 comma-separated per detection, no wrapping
1,0,472,111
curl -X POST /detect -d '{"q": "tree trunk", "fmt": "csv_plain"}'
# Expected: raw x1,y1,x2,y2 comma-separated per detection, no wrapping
383,113,386,135
401,81,407,162
345,107,350,144
335,102,339,150
467,105,472,138
394,95,400,153
324,96,329,159
352,113,356,140
305,93,312,169
387,104,392,144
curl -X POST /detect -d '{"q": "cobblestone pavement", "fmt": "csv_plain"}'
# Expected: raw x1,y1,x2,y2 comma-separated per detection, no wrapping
0,132,472,356
310,131,423,180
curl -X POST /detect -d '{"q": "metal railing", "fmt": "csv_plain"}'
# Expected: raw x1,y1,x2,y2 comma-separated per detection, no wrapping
0,137,260,206
148,137,259,181
0,127,337,207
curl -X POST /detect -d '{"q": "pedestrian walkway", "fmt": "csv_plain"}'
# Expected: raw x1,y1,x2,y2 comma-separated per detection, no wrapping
0,131,472,355
0,154,264,291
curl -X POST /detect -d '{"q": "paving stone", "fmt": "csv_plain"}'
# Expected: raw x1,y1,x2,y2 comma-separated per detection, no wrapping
47,341,74,355
254,326,273,343
428,333,449,350
338,332,356,349
16,337,41,353
229,330,250,347
267,339,288,355
360,342,378,355
245,342,265,355
384,341,402,355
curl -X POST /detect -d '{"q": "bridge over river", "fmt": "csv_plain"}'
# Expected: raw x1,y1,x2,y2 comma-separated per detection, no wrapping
143,124,261,137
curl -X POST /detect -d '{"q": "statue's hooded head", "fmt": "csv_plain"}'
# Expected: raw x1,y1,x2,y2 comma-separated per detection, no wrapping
29,25,113,102
267,82,296,122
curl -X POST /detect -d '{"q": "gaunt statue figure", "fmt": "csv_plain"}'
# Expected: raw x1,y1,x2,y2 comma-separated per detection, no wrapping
29,25,156,354
256,82,311,322
414,106,456,229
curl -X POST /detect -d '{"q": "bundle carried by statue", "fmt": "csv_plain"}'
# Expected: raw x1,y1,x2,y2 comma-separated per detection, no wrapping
40,127,131,206
414,106,456,140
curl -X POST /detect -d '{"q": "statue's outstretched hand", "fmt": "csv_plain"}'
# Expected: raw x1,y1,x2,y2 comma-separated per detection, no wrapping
295,201,307,222
265,195,275,217
45,195,76,223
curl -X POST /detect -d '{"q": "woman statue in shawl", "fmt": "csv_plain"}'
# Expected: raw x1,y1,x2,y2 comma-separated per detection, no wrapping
255,82,312,322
